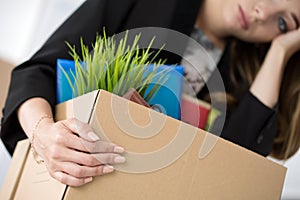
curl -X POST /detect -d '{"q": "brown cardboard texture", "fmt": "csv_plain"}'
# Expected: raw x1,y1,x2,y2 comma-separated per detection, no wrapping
1,90,286,200
0,140,31,199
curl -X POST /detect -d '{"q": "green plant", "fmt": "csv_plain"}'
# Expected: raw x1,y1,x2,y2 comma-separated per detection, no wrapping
62,30,170,101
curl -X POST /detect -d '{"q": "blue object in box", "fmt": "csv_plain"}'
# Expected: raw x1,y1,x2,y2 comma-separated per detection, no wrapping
56,59,184,119
56,59,77,104
143,64,184,120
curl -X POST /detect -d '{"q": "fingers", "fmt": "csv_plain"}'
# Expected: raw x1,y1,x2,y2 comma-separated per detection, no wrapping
52,171,93,187
36,117,126,187
54,122,124,154
61,132,124,154
53,147,126,166
62,163,114,178
49,162,114,186
52,161,114,179
273,28,300,59
62,118,100,142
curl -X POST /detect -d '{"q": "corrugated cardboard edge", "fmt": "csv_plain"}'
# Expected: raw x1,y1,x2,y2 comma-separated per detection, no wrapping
0,139,30,200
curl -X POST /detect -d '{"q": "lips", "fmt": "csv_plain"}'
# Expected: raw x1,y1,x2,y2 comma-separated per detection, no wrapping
238,5,249,30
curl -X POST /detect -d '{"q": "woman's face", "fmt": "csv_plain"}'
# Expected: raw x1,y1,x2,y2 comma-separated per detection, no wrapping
220,0,300,43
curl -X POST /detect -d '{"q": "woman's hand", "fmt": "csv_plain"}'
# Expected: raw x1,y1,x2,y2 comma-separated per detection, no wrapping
32,117,126,187
272,27,300,62
250,28,300,108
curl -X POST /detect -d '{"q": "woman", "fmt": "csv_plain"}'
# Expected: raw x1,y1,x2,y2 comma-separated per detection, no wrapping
1,0,300,186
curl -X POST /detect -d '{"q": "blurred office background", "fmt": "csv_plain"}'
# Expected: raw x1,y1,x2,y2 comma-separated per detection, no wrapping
0,1,299,199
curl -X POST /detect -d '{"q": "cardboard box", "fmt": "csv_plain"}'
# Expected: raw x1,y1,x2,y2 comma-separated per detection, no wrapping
1,90,286,199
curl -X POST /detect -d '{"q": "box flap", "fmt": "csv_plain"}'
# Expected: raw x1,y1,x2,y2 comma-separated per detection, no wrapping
0,139,30,200
13,144,66,200
56,90,99,123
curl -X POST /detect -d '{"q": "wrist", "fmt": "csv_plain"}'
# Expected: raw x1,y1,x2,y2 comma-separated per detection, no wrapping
270,40,293,65
265,43,288,71
30,115,54,164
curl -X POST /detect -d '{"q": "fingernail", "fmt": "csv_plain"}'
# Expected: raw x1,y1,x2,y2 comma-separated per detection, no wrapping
114,146,125,153
114,156,126,163
88,132,100,141
84,177,93,183
103,165,114,173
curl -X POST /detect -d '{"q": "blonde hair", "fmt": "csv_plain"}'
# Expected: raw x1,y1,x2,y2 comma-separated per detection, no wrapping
229,39,300,160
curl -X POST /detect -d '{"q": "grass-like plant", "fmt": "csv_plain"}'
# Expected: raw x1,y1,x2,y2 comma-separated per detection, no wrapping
62,30,170,101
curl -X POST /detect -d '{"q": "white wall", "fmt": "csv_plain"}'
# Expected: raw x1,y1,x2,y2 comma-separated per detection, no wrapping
0,0,299,199
0,0,85,64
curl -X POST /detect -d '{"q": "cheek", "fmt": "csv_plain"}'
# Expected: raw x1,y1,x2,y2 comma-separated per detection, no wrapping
239,27,278,43
223,8,238,29
252,29,278,43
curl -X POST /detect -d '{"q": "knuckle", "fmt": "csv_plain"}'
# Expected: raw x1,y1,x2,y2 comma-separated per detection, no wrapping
105,144,115,153
72,167,85,177
73,180,85,187
68,117,77,124
53,132,65,145
98,154,114,164
83,141,96,152
84,143,97,153
47,161,57,171
48,171,58,181
58,175,66,184
98,155,107,165
109,155,117,163
84,156,96,166
94,166,102,175
101,142,112,152
53,173,66,184
98,141,113,153
65,118,78,129
78,139,89,152
71,117,83,127
97,166,105,174
82,123,93,133
48,146,60,160
90,143,97,152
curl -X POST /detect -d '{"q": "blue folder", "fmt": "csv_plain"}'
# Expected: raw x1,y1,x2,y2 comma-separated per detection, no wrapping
56,59,184,119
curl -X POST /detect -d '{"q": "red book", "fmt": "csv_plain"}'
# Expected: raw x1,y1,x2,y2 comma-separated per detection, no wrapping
180,94,211,129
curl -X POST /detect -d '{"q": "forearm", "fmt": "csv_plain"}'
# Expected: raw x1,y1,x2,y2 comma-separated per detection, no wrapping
250,43,287,108
17,98,54,140
219,91,277,156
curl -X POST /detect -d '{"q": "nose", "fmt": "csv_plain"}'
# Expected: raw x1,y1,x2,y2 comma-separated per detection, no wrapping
253,2,278,22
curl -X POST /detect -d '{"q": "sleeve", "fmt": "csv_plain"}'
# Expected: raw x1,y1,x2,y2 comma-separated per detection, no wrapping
0,0,136,155
218,91,278,156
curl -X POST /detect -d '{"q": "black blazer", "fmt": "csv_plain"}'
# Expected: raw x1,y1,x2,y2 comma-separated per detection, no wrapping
1,0,277,156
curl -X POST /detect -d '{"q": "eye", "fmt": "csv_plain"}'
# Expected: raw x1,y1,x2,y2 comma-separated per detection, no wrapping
278,17,288,33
